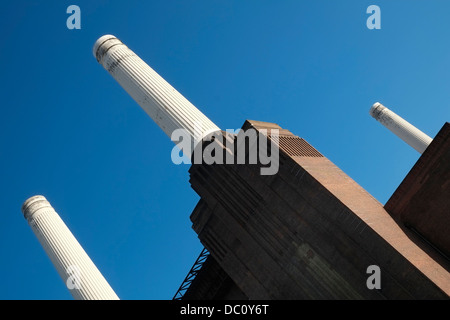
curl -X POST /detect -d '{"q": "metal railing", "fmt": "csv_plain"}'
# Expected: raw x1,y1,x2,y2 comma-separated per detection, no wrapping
173,247,210,300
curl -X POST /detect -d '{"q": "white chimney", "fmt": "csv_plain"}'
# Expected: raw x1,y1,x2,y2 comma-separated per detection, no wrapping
22,195,119,300
93,34,220,155
369,102,432,154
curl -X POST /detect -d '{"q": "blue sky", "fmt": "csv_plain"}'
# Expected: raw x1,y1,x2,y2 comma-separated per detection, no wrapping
1,1,449,300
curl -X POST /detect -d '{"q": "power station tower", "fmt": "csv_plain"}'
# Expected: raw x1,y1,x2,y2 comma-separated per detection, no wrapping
94,35,450,299
93,34,220,154
22,195,119,300
370,102,433,154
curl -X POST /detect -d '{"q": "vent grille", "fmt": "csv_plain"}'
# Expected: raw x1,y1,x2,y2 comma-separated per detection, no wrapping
277,136,323,157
